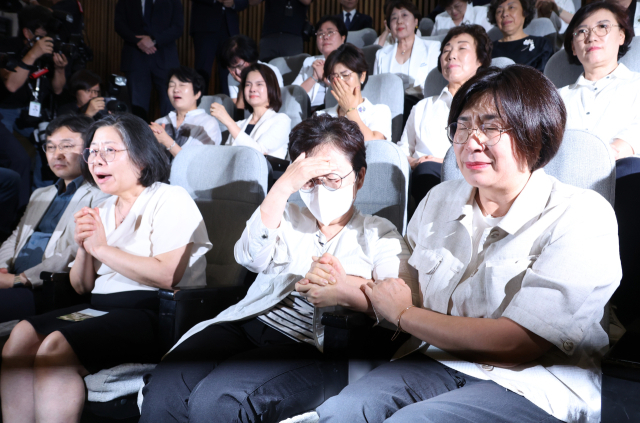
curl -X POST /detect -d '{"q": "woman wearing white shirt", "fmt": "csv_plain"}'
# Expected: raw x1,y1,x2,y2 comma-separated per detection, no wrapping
318,44,392,141
432,0,493,35
150,66,222,159
559,2,640,178
318,65,621,423
210,63,291,160
399,24,492,203
1,114,211,423
292,15,347,110
139,114,418,423
374,0,441,121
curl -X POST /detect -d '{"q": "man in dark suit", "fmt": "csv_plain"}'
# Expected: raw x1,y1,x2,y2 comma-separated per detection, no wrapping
114,0,183,118
190,0,249,96
339,0,373,31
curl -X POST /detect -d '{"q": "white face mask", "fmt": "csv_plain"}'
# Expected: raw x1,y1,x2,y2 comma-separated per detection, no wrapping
299,180,356,226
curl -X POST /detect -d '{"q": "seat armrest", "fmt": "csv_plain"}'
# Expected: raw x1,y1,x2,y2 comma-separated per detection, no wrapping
38,272,87,313
321,310,368,330
321,310,369,359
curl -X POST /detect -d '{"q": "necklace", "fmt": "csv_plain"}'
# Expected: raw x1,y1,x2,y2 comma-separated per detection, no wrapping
401,49,407,55
115,201,129,225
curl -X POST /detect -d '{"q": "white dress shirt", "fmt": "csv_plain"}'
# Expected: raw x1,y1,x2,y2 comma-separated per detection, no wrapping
318,97,392,141
559,63,640,155
155,108,222,147
228,60,284,99
400,169,621,423
86,183,212,295
432,5,493,36
398,86,453,159
227,108,291,159
635,2,640,33
166,204,418,355
292,55,328,107
374,37,441,97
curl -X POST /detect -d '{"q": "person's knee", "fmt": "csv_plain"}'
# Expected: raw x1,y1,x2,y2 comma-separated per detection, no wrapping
187,382,249,423
317,392,369,423
2,320,40,358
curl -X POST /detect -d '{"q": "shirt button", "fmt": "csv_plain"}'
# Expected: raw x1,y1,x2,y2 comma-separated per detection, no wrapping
471,269,478,276
563,340,574,352
586,112,590,115
481,364,494,371
261,233,268,239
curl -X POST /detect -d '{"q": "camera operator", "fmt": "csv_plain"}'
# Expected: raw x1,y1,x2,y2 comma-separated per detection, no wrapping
0,5,67,136
58,69,105,118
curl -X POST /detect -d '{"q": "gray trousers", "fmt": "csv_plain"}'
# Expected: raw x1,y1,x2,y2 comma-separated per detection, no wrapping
317,354,563,423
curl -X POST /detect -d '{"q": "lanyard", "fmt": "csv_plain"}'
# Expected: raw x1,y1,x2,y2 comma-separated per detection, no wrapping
28,77,41,102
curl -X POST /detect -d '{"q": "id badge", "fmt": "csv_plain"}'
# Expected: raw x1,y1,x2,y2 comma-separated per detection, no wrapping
28,101,41,117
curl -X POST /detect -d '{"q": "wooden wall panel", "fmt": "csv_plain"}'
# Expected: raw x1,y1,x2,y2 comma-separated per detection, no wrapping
83,0,437,120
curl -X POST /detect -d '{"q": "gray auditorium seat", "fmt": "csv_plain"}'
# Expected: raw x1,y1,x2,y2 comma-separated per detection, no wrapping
280,85,311,129
269,53,311,86
524,17,557,50
543,48,584,88
419,18,434,36
619,36,640,72
199,94,235,140
361,44,382,75
346,28,378,48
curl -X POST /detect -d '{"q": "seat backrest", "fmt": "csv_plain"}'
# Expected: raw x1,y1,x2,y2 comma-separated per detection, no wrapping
421,34,446,42
269,53,311,86
361,44,382,75
346,28,378,48
488,26,503,42
419,18,434,36
525,17,557,36
228,72,239,91
441,129,616,206
573,0,581,12
170,145,269,287
280,85,310,129
544,48,584,88
288,140,410,234
491,56,516,68
199,94,235,140
619,36,640,73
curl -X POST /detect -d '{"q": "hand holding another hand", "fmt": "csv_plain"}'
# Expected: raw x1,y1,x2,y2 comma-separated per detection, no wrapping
363,278,413,324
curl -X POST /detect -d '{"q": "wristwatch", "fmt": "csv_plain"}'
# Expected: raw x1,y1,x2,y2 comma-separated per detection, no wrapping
13,274,23,288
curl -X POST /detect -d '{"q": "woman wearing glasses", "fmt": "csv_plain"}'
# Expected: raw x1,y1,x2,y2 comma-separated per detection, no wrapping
139,114,418,423
559,1,640,176
58,69,105,118
292,15,347,111
318,44,392,141
317,65,621,423
1,114,211,423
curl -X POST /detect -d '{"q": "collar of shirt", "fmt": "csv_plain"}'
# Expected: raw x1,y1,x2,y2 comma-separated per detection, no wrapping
167,108,205,127
343,9,356,18
462,4,475,24
573,62,634,90
437,85,454,107
55,175,84,197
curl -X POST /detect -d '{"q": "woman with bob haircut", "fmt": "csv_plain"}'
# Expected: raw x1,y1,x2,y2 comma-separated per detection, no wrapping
138,114,418,423
292,15,347,110
210,63,291,160
1,113,211,422
317,65,621,423
318,44,392,141
488,0,553,71
431,0,493,36
58,69,105,118
150,66,222,159
399,24,492,203
559,1,640,178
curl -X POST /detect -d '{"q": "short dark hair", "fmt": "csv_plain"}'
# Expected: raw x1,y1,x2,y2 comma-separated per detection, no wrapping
18,5,51,38
316,15,348,39
45,114,94,139
324,44,369,90
168,66,206,106
449,65,566,172
70,69,102,96
438,0,471,10
564,1,633,66
220,35,259,69
487,0,536,28
240,63,282,114
385,0,422,27
437,24,493,74
289,114,367,175
82,114,170,187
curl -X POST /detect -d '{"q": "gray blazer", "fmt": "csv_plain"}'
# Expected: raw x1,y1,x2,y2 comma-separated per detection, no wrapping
0,182,110,286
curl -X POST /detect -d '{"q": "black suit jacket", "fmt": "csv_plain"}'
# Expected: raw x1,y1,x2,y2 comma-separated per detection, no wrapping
190,0,249,35
114,0,184,72
343,10,373,32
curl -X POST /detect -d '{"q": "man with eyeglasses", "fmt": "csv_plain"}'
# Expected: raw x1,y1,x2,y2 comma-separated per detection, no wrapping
0,115,109,323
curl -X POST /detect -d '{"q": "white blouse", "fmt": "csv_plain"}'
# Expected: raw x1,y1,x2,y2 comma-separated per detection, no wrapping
227,108,291,159
317,97,392,141
398,86,453,159
155,109,222,147
89,183,212,295
432,5,493,36
559,63,640,155
292,55,328,107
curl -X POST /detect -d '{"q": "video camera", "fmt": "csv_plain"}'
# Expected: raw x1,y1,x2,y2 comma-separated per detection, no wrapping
79,74,130,118
39,10,93,66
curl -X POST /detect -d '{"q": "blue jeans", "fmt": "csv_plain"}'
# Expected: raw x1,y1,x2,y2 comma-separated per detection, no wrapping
317,354,562,423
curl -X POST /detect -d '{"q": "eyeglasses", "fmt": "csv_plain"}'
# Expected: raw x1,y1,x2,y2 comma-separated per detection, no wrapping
228,60,246,71
301,170,355,192
84,89,100,96
446,122,511,146
42,143,79,155
445,2,465,13
572,23,619,42
82,147,128,164
328,70,354,81
316,30,338,40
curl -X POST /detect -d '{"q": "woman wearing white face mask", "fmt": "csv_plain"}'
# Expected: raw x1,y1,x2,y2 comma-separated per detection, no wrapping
139,114,418,423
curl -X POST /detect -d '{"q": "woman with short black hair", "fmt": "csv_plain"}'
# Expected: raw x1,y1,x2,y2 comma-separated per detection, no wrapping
1,113,212,423
139,113,418,423
58,69,105,118
488,0,553,71
150,66,222,159
318,65,621,423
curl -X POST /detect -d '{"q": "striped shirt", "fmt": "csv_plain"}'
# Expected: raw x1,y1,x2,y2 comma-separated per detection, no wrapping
258,293,315,344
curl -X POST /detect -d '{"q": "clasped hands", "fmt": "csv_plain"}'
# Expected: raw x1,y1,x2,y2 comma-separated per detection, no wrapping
74,207,108,259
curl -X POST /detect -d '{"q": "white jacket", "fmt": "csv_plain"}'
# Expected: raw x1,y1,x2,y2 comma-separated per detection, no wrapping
227,108,291,159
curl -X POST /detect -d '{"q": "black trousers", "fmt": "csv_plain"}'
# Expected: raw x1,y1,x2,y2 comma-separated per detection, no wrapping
0,115,31,209
126,62,173,117
0,167,20,239
139,318,328,423
0,286,35,323
411,160,442,205
192,28,230,96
